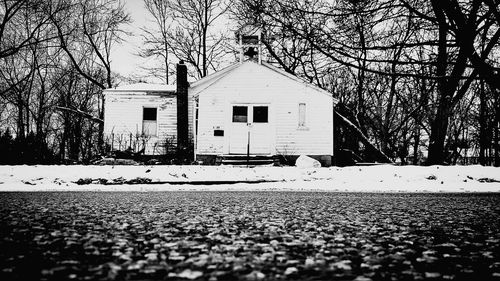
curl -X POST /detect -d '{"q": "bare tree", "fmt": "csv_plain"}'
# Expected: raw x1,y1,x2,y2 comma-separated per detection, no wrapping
0,0,59,99
50,0,130,90
0,0,54,59
49,0,130,152
139,0,173,83
233,0,500,165
0,0,131,163
232,0,396,163
142,0,231,80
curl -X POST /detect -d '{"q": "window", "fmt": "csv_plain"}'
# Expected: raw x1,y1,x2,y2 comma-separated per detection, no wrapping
232,106,248,122
142,107,157,136
298,103,306,127
253,106,268,123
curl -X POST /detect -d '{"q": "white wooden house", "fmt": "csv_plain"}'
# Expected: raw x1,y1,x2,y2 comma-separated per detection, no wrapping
104,60,336,165
103,62,194,155
191,60,336,166
103,83,176,154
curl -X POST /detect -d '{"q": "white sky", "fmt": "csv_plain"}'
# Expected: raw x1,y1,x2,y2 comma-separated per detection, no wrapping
110,0,150,81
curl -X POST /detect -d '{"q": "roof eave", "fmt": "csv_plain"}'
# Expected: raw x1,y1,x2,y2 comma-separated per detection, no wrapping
103,89,176,93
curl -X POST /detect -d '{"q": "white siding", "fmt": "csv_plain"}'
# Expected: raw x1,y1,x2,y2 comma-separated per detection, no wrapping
195,62,334,157
104,92,179,154
187,88,195,144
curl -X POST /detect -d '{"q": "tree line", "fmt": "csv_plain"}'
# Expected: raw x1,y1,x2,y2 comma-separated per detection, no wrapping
0,0,129,163
1,0,499,165
225,0,500,166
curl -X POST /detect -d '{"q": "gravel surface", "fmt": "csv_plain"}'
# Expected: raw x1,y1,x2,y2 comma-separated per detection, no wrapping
1,192,499,281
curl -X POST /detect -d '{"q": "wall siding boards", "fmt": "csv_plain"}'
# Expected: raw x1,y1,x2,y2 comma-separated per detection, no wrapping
104,91,194,155
103,61,334,161
195,62,333,158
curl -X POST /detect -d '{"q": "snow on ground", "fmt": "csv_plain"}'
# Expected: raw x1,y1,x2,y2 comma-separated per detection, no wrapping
0,164,499,192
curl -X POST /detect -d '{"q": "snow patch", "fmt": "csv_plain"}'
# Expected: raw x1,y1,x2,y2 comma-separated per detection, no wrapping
0,165,499,192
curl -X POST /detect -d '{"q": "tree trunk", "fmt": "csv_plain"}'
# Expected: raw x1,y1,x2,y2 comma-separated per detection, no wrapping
17,98,25,139
165,42,169,84
428,94,452,165
382,62,398,157
69,119,82,161
427,0,451,165
202,0,208,77
479,79,488,165
495,90,500,167
98,93,105,155
355,26,366,135
413,125,420,165
60,120,68,161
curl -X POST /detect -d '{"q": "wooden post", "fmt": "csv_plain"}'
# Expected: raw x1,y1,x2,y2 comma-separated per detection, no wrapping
193,98,198,162
247,126,250,167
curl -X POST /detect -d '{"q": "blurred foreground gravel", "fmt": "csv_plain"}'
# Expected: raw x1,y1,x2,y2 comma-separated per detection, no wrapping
1,192,499,281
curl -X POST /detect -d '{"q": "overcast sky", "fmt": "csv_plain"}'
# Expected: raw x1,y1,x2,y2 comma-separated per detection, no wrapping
110,0,153,82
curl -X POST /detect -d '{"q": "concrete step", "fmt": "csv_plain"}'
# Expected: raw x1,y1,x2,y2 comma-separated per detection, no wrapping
216,155,279,166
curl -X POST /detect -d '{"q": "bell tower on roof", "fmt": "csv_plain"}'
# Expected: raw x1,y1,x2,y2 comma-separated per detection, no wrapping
236,26,263,64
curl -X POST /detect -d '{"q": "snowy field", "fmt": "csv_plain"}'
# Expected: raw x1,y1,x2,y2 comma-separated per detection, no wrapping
0,165,499,192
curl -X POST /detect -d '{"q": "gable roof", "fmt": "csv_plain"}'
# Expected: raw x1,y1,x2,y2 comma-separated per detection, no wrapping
104,83,176,93
190,60,338,103
189,63,241,90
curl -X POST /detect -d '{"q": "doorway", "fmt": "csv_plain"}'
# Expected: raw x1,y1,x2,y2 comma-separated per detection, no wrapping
229,104,271,155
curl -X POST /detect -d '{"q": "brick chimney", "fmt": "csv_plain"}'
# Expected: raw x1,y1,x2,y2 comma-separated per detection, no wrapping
176,60,189,151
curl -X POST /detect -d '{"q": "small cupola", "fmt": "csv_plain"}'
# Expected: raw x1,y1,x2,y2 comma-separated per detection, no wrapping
236,25,263,64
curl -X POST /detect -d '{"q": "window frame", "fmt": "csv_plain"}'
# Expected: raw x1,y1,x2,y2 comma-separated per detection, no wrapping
232,106,248,123
298,103,306,128
142,107,158,136
252,106,268,123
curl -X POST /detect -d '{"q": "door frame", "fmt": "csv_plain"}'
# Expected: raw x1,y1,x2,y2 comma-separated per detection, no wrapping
224,102,275,155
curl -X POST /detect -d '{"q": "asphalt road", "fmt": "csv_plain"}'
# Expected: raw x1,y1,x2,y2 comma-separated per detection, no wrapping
1,192,499,281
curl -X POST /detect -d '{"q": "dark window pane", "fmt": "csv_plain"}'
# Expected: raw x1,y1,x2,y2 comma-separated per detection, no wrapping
253,106,268,123
143,108,157,121
232,106,248,122
242,35,259,44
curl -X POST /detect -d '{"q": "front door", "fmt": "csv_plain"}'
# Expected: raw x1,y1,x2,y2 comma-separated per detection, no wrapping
229,104,271,155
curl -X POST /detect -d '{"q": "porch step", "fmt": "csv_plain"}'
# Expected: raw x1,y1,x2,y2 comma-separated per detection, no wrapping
216,155,279,166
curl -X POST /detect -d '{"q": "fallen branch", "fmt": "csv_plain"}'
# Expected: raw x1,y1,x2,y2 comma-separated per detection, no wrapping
334,110,393,164
55,106,103,123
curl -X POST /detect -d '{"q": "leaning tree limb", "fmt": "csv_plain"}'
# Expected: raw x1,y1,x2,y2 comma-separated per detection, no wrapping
55,106,103,123
334,110,393,164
